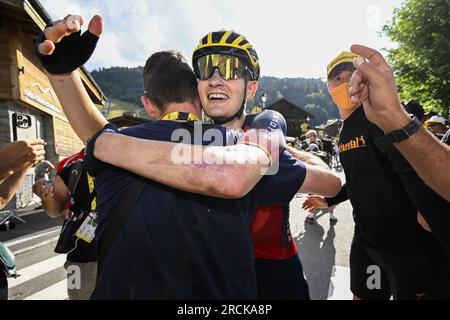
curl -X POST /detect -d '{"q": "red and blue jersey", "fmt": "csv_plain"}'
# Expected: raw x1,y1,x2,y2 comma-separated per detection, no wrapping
56,149,84,209
243,111,305,260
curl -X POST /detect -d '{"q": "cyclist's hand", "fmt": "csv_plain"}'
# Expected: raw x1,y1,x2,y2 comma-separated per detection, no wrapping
35,14,103,74
349,44,410,133
302,195,329,212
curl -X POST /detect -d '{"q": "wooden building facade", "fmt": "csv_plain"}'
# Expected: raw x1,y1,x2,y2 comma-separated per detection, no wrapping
265,98,314,137
0,0,107,207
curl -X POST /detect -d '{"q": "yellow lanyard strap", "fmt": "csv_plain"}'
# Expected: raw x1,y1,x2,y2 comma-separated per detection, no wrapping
161,111,200,121
87,174,96,211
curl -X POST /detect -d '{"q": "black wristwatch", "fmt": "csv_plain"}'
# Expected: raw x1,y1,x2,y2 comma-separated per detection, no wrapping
375,115,422,152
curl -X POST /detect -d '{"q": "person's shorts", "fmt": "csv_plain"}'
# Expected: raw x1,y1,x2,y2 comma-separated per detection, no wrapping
254,254,310,300
64,260,97,300
350,237,450,300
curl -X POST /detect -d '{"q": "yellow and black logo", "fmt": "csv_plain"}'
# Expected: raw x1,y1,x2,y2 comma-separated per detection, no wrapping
339,135,367,153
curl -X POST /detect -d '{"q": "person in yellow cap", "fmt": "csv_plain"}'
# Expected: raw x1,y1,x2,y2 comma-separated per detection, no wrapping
302,50,450,300
425,116,449,140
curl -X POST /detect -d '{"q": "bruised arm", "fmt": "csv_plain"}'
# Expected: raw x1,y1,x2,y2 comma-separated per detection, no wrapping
94,132,273,199
48,72,107,144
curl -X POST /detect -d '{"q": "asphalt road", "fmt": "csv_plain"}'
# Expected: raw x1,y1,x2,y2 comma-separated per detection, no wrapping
1,172,356,300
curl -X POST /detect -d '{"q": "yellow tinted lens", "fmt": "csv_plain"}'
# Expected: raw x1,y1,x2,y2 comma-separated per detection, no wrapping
197,55,213,80
197,54,244,80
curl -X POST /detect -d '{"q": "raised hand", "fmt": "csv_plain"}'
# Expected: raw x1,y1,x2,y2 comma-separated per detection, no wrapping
349,44,411,133
35,14,103,74
32,179,54,202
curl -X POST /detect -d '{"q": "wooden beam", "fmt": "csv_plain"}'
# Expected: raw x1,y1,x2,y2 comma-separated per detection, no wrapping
7,19,20,100
23,0,46,31
20,0,106,106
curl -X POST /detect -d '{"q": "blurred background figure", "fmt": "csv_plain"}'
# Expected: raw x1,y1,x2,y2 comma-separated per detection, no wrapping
305,130,322,151
33,160,55,210
425,116,449,140
423,111,438,124
403,100,425,123
303,131,337,225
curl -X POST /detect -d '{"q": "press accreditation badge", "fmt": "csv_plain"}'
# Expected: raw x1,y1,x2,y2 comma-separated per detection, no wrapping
75,212,97,243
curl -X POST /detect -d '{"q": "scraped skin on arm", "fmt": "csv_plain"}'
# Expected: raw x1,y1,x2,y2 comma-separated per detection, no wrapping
93,132,271,199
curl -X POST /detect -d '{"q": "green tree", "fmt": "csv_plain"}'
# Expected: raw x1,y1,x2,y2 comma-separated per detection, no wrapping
383,0,450,117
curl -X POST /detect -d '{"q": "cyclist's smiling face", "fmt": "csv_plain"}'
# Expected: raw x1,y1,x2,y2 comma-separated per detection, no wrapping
198,68,247,120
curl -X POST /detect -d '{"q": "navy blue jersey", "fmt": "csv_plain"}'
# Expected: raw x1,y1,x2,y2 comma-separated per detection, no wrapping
91,120,304,299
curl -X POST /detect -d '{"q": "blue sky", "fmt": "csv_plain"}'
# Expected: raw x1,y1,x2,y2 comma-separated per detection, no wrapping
39,0,404,79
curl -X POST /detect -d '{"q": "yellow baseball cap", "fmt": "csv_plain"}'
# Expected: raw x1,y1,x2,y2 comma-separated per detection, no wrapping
425,116,447,126
327,51,361,79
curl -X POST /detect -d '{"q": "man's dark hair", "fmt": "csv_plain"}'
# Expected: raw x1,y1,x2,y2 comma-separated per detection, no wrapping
328,62,356,81
143,50,198,110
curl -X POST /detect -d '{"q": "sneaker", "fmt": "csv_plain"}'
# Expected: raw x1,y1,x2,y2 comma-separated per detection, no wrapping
329,216,338,225
305,216,315,224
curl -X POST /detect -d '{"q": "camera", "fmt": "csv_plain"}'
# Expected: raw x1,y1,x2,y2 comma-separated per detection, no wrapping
13,113,31,129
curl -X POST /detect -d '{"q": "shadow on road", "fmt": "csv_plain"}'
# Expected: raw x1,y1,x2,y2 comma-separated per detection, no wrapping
295,213,336,300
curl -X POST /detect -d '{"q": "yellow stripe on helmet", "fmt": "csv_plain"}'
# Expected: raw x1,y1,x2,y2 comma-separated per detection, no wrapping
194,43,259,68
219,31,232,44
231,35,245,46
207,32,213,45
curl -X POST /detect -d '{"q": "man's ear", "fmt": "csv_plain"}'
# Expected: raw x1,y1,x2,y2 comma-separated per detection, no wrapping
326,83,332,95
246,81,258,101
141,95,157,118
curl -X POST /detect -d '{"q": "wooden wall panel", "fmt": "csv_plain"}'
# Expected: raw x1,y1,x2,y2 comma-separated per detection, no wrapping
0,21,11,99
20,52,65,117
53,117,84,156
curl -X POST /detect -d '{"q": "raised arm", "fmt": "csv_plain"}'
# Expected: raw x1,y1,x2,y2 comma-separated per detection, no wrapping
36,15,107,144
349,44,450,201
0,169,30,210
48,72,107,144
0,140,46,209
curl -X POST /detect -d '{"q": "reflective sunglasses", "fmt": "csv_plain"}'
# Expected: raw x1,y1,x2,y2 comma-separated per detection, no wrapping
194,54,248,80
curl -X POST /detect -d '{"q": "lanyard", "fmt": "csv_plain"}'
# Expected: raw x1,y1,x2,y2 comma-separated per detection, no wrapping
161,111,200,122
87,174,96,211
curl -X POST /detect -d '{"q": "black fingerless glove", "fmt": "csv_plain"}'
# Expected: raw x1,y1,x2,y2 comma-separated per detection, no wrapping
83,123,119,176
34,27,99,74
